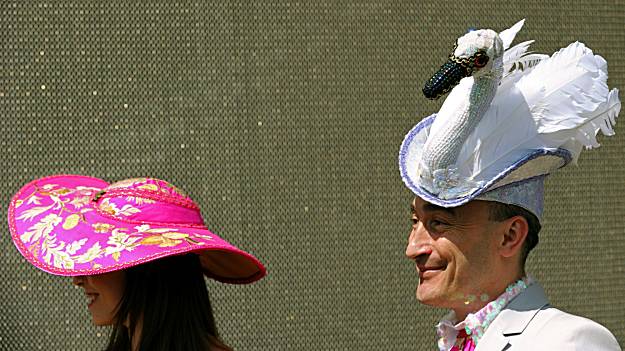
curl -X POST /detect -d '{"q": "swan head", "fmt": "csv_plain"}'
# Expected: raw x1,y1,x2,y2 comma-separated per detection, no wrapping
423,29,504,100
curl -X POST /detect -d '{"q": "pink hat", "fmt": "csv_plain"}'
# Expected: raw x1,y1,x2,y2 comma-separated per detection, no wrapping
8,175,266,284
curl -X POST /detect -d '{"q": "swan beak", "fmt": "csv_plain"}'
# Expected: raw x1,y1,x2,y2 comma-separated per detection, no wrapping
423,60,471,100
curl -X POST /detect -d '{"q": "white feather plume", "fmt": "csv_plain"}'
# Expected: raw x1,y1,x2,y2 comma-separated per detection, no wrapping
498,19,525,50
503,40,534,67
454,38,619,182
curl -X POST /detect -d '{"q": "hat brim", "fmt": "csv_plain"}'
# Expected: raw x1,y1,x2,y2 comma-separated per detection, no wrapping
399,114,572,207
8,175,266,284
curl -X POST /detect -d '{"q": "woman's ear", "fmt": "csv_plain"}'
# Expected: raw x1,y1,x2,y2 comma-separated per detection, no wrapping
499,215,529,258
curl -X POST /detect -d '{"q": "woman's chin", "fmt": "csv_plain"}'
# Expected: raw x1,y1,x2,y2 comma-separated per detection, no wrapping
91,317,114,326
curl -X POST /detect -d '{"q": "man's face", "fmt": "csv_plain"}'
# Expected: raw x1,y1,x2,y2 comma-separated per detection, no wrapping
406,197,502,310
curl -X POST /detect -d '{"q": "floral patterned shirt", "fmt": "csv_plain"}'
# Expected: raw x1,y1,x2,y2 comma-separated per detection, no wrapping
436,276,534,351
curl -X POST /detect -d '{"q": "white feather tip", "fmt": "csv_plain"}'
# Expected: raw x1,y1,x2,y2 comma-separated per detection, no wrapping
573,88,620,151
499,19,526,50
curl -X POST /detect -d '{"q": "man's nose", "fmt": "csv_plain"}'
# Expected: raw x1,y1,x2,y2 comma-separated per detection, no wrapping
405,222,433,258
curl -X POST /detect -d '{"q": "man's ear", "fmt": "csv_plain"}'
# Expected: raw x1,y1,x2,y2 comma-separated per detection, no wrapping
499,216,529,258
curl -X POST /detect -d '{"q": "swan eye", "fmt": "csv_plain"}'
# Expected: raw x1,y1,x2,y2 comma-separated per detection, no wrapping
474,53,489,68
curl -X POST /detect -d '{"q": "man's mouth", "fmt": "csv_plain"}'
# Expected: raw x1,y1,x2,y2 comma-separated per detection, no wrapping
417,265,446,279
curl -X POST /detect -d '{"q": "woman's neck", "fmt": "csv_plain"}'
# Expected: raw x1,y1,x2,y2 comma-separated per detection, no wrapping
124,317,143,351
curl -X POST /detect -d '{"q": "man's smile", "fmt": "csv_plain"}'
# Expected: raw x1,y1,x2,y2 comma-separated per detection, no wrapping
417,263,447,279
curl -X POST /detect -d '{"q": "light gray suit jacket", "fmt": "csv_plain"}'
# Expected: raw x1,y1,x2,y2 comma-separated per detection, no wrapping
475,282,622,350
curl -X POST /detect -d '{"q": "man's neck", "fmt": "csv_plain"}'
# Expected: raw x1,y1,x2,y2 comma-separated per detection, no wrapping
452,272,525,321
453,299,491,322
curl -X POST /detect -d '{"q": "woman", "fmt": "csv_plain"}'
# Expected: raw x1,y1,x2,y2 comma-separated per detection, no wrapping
8,175,266,351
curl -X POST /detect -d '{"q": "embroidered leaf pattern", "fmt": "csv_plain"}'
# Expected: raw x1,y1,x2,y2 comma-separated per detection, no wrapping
92,223,114,233
161,232,188,240
108,178,148,189
125,196,155,205
140,236,164,245
69,195,90,209
104,229,141,261
183,237,202,245
52,188,71,196
74,186,101,193
137,184,158,191
73,242,103,263
16,204,55,222
20,214,62,243
134,225,172,234
98,199,119,215
62,214,80,230
118,204,140,216
41,234,75,269
50,252,74,269
65,238,88,255
158,239,182,247
193,233,213,240
140,234,183,247
98,200,140,217
27,195,42,205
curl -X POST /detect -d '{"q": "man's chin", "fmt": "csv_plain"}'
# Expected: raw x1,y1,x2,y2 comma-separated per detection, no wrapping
416,281,458,308
416,284,445,306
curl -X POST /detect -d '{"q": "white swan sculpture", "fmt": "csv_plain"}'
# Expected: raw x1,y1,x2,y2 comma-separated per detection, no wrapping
399,19,621,205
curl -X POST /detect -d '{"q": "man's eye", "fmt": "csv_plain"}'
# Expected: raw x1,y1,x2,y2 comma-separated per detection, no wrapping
411,217,420,225
429,219,448,229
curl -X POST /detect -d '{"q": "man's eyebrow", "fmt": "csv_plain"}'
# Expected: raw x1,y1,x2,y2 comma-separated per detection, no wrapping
422,203,457,217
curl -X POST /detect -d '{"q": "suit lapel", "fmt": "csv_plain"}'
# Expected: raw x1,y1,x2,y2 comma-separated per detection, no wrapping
475,282,550,351
475,327,510,351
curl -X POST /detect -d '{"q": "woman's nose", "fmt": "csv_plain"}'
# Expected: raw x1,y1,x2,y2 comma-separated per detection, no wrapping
72,276,85,286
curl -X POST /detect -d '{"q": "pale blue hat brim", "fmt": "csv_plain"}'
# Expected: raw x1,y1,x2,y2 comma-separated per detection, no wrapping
399,114,572,221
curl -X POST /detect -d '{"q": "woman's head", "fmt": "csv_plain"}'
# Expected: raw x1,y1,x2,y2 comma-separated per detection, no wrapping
10,176,259,350
74,253,228,351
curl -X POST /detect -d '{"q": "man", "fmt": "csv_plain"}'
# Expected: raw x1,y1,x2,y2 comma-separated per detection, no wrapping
398,20,622,350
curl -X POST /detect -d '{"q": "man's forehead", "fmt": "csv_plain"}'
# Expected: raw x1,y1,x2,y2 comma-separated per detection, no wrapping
411,197,457,214
411,197,489,217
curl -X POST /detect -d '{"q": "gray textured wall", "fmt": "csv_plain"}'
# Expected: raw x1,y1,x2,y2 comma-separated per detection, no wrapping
1,1,623,350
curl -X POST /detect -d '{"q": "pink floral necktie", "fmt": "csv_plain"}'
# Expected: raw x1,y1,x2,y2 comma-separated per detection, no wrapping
450,329,476,351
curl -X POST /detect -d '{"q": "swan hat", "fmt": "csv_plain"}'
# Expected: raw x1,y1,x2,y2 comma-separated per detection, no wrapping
399,19,621,220
8,175,266,284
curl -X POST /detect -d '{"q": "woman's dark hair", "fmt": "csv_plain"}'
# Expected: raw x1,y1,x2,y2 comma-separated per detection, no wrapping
106,253,230,351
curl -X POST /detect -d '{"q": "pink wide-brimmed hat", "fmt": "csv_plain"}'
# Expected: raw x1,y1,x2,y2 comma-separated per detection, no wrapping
8,175,266,284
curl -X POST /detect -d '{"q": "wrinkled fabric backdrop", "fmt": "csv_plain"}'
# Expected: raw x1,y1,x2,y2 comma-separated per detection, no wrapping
1,1,624,350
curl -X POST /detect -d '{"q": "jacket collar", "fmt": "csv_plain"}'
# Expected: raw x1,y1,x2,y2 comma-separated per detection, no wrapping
475,282,550,350
497,282,550,335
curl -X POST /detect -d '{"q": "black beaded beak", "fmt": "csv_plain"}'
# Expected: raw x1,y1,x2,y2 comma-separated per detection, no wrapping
422,59,472,100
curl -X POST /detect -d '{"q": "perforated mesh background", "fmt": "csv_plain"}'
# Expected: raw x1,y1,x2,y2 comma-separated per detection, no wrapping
1,1,624,350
